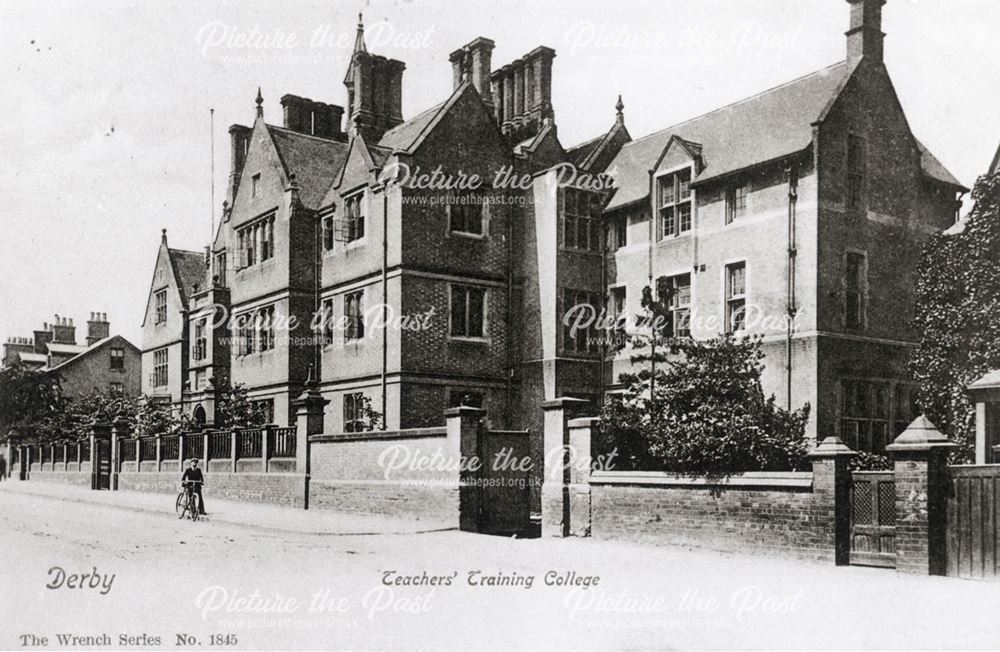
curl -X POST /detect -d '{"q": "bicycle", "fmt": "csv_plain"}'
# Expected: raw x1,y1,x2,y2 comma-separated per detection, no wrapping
176,480,203,521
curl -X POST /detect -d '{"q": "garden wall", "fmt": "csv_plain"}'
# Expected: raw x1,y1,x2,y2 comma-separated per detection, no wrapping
589,471,835,561
117,471,306,508
309,426,459,526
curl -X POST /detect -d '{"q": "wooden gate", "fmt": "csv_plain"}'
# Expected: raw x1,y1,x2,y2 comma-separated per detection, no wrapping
92,440,111,490
477,429,531,536
946,466,1000,580
850,471,896,567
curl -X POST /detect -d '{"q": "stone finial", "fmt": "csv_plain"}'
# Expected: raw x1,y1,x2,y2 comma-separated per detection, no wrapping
886,415,957,452
806,436,857,459
615,94,624,124
255,87,264,117
161,228,167,244
353,12,367,54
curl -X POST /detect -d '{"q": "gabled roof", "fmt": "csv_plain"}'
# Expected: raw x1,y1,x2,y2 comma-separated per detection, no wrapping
17,352,47,365
918,140,967,190
266,125,350,209
567,119,631,172
606,62,850,210
46,343,89,356
169,248,207,306
377,100,447,152
566,133,604,168
46,335,139,374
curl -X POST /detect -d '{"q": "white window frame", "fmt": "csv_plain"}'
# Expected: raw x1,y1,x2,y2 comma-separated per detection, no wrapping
448,284,488,341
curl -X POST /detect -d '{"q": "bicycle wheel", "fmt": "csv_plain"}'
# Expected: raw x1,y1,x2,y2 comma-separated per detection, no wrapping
191,494,200,521
175,492,186,519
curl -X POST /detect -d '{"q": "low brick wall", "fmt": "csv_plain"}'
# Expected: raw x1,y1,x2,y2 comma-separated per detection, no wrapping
310,428,459,525
24,465,93,487
117,471,306,508
589,471,836,562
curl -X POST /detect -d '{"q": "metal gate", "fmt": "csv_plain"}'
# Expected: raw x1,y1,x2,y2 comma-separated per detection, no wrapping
477,429,531,536
946,466,1000,580
850,471,896,567
92,440,111,490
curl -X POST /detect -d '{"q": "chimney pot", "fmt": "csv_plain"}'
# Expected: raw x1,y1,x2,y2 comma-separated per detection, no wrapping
846,0,886,66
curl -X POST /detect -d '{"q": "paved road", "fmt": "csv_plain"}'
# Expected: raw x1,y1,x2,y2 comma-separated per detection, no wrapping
2,486,999,650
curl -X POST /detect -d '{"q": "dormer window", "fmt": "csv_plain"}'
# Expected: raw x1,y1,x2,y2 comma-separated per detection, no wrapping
657,168,693,239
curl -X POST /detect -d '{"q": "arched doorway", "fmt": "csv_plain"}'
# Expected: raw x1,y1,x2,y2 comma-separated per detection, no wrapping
192,405,207,426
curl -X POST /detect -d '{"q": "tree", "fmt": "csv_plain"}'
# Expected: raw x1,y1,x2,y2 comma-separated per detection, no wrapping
216,384,273,429
0,363,63,436
910,170,1000,463
597,334,811,474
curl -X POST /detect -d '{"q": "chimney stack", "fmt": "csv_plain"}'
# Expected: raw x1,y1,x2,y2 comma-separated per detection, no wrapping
87,312,110,346
450,38,495,113
228,124,252,204
490,46,555,142
279,95,345,140
51,314,76,345
344,16,406,142
846,0,886,66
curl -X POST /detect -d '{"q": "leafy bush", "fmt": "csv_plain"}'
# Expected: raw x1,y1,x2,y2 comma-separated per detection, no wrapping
910,170,1000,463
598,334,811,474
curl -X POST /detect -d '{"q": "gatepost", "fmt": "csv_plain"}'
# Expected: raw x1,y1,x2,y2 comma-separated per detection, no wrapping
886,416,956,575
111,418,129,490
293,368,329,510
89,417,111,490
806,436,856,565
541,397,593,537
445,406,486,532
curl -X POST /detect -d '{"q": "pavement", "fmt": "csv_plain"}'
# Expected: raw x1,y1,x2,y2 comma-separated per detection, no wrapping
0,479,456,536
4,479,1000,650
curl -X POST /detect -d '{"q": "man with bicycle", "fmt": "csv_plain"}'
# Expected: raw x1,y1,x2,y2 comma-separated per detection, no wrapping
181,458,206,515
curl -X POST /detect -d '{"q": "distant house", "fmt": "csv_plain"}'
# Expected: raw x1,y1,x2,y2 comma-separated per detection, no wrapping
2,314,141,400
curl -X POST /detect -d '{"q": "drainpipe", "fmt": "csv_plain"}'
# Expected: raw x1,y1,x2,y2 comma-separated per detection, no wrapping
785,163,799,410
647,169,656,413
505,188,514,427
381,185,389,425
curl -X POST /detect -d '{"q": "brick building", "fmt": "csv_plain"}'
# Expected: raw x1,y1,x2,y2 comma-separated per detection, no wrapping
3,314,140,400
143,0,964,456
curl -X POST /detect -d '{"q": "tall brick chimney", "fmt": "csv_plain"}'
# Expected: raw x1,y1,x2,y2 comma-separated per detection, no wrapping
846,0,886,66
228,124,251,204
490,46,555,142
87,312,110,346
449,37,495,112
3,337,34,367
280,95,345,140
343,15,406,142
51,315,76,345
33,322,53,354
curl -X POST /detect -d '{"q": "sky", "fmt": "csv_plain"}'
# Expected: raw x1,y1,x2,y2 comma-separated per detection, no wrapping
1,0,998,347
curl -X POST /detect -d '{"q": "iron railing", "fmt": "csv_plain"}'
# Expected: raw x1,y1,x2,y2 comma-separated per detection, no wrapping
119,439,137,461
183,433,204,461
236,429,262,458
269,427,296,458
208,431,231,459
161,435,180,460
139,437,157,461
